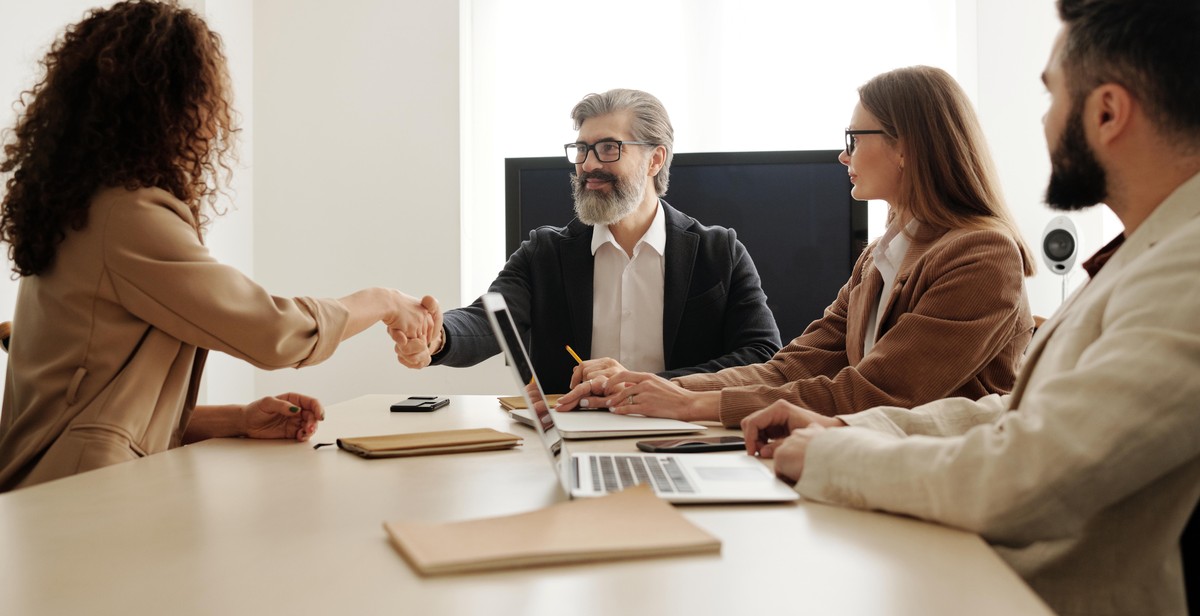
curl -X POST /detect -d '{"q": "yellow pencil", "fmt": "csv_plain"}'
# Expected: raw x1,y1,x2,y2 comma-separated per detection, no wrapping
565,345,584,365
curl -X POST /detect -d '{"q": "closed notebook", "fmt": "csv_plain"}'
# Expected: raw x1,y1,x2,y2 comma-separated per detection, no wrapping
337,428,522,458
383,485,721,575
498,394,562,411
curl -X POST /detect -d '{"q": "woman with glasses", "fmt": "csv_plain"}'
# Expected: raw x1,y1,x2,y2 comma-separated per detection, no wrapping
0,1,439,492
558,66,1035,427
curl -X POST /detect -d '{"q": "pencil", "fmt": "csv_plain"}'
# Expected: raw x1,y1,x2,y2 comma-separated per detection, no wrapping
565,345,584,365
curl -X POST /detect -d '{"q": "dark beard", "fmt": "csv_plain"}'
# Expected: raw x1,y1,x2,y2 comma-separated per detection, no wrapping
570,169,644,225
1045,104,1108,211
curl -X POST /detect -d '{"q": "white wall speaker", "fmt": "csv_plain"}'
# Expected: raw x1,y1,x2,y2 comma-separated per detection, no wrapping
1041,215,1079,275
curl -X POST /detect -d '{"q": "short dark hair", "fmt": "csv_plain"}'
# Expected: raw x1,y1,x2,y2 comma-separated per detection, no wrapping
1057,0,1200,144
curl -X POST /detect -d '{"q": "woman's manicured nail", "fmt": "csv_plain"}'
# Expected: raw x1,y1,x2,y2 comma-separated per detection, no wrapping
290,406,300,413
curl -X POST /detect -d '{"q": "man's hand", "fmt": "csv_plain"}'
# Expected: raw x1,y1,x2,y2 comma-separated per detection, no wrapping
740,400,843,458
556,375,627,411
568,357,628,389
771,425,827,484
391,294,443,369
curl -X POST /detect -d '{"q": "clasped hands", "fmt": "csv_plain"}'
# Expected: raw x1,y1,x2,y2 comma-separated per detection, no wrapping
556,363,721,422
387,293,444,369
556,363,710,420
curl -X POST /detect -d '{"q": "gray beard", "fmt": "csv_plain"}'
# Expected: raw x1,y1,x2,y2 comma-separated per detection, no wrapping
572,171,648,226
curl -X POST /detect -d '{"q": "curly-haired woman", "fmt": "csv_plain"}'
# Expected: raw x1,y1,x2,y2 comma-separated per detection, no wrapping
0,1,439,491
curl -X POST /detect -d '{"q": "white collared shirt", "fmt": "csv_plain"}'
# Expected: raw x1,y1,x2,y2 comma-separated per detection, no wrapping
864,219,917,356
589,201,667,373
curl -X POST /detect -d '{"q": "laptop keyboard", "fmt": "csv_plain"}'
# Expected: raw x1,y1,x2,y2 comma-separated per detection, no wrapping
581,454,694,494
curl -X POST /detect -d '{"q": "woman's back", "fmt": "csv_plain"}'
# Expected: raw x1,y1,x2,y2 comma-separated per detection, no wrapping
0,187,348,491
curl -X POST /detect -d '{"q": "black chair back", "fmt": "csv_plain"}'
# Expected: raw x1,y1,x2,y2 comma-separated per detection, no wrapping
1184,501,1198,614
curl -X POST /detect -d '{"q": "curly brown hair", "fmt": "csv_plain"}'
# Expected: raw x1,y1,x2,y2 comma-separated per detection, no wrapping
0,0,238,276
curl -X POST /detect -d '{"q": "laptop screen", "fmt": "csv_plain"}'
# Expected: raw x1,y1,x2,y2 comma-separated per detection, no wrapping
481,293,566,468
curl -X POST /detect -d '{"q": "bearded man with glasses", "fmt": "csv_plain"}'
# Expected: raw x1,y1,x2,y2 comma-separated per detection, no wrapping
397,89,780,394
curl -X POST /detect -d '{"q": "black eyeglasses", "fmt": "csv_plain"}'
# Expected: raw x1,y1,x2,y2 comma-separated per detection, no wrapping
564,140,655,164
844,129,887,156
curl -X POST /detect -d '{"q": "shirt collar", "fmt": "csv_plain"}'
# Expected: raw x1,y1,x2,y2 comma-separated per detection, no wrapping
1081,234,1125,279
872,218,919,272
591,200,667,257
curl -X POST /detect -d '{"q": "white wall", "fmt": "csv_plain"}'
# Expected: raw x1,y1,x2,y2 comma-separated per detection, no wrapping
197,0,257,406
250,0,500,404
466,0,961,308
966,0,1101,317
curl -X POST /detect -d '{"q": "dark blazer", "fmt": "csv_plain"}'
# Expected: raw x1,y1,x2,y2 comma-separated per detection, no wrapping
434,201,782,393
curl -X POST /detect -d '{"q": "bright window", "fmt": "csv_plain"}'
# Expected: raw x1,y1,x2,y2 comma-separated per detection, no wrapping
464,0,962,296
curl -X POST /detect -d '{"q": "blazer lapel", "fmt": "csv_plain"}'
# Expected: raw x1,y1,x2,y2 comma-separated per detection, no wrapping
880,226,944,327
662,204,697,363
1014,174,1200,407
559,224,596,356
845,253,880,365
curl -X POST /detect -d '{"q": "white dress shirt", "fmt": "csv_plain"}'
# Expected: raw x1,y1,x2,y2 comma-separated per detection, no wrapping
589,201,667,373
863,219,916,356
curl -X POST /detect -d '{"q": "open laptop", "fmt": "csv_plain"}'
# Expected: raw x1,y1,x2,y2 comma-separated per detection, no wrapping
507,406,705,439
483,292,799,504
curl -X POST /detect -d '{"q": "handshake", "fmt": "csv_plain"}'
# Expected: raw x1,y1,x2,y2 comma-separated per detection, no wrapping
383,292,446,369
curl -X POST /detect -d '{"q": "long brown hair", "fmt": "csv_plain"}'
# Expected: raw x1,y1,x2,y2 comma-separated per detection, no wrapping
859,66,1035,276
0,0,237,276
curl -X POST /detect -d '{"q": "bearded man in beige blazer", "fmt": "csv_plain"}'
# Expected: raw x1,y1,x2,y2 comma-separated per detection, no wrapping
740,1,1200,615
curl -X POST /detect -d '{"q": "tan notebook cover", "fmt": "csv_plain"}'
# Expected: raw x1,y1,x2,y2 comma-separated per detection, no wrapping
498,394,562,411
383,485,721,575
337,428,522,459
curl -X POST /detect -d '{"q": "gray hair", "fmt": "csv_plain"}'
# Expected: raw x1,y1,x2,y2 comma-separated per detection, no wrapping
570,89,674,196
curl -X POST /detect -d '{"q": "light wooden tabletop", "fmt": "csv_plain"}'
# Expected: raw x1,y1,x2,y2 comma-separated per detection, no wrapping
0,394,1051,615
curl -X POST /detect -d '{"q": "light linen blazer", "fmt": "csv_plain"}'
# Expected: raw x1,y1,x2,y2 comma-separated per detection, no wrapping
0,187,349,492
797,172,1200,616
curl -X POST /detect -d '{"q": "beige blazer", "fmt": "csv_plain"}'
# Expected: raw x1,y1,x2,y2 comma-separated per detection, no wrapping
0,187,349,491
674,225,1033,426
797,172,1200,615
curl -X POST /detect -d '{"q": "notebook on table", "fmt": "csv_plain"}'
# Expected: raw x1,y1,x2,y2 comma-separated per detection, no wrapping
482,292,799,504
500,392,707,439
336,428,522,458
383,485,721,575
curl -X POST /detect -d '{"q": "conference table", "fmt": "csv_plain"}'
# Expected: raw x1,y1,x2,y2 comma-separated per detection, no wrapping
0,395,1051,615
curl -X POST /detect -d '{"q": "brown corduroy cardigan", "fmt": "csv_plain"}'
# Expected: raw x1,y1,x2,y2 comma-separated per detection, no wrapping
674,224,1033,427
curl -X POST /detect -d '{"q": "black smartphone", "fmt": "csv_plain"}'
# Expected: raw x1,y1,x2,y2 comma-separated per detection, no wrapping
635,436,746,453
390,396,450,412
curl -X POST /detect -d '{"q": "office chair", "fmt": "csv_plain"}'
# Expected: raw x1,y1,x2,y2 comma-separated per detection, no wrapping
1184,501,1198,615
